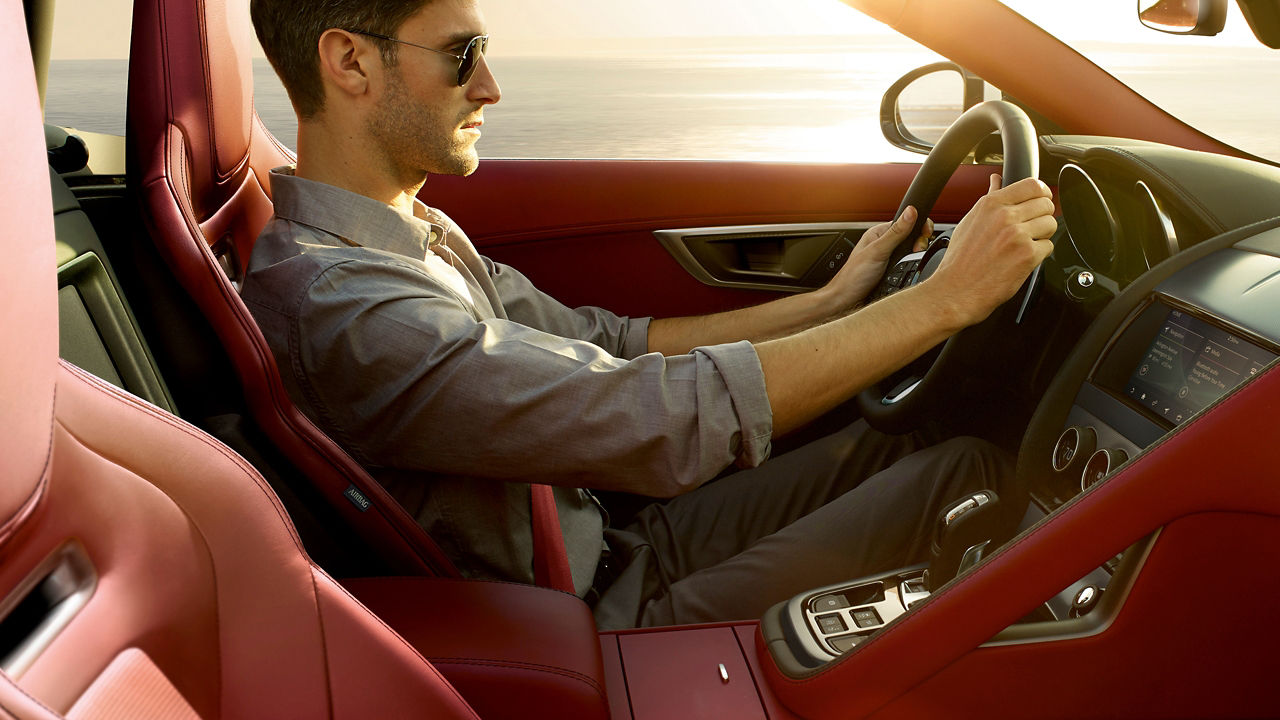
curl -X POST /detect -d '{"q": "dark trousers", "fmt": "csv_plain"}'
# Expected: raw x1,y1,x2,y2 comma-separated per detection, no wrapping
591,420,1014,630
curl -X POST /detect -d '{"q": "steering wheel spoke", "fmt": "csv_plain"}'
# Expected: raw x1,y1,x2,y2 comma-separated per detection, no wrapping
857,100,1041,434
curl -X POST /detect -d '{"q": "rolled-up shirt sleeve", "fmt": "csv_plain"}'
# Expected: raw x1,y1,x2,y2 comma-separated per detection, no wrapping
294,259,772,497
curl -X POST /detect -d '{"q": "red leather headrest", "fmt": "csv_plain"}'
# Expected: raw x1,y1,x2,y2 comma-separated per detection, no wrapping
129,0,256,218
0,1,56,537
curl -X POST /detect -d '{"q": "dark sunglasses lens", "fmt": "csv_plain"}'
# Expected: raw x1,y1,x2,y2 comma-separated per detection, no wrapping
457,36,488,85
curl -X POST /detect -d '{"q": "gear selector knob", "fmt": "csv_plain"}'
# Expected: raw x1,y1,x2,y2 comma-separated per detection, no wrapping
924,490,1002,592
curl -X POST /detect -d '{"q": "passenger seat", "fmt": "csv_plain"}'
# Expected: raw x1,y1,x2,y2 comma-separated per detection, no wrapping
0,5,480,715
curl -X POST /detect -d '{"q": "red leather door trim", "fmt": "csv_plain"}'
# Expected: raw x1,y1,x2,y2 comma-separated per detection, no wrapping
420,160,993,318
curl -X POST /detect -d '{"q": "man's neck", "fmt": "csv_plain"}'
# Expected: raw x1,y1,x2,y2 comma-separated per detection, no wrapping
294,120,425,215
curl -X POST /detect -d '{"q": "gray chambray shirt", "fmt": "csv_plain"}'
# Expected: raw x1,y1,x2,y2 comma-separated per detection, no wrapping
241,168,773,594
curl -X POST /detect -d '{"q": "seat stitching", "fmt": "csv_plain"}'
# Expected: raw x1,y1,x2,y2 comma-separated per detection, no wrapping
0,672,64,718
307,566,337,720
0,378,55,549
423,657,606,702
315,569,480,715
58,361,306,552
50,413,227,717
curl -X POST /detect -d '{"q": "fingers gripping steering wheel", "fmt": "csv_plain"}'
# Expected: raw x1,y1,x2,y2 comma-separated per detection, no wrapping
856,100,1040,434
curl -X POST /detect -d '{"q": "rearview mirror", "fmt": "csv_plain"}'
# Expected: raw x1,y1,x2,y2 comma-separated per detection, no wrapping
1138,0,1228,35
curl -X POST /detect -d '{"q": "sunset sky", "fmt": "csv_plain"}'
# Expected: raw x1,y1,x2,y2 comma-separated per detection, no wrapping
50,0,1266,59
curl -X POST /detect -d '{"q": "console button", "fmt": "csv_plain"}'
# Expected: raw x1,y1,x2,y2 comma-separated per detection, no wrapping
828,635,863,654
811,593,851,613
816,613,847,635
852,608,881,628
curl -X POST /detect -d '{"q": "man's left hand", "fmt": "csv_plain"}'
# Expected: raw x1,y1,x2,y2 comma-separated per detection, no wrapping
821,206,933,312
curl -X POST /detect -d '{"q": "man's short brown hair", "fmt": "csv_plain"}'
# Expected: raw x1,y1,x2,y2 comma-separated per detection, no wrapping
250,0,430,119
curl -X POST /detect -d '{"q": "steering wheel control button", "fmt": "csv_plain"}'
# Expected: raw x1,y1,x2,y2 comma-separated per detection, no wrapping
852,608,882,629
1052,425,1097,473
816,613,848,635
811,593,851,613
1081,448,1128,491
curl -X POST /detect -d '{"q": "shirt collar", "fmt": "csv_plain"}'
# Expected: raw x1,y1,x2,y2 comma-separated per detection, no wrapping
268,166,451,260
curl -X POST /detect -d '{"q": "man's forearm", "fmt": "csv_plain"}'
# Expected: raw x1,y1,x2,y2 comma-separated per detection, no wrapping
645,209,932,356
646,286,843,356
755,282,965,436
756,176,1058,437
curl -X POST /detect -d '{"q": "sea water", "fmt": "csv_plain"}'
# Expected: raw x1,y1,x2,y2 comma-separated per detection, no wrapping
43,38,1280,164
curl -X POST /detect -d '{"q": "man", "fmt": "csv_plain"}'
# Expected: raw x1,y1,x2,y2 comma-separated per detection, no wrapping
244,0,1057,629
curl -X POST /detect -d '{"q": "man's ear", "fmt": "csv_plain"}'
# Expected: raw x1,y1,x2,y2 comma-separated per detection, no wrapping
316,29,380,100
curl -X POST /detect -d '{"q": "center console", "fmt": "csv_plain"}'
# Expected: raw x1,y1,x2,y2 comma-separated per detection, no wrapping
761,225,1280,680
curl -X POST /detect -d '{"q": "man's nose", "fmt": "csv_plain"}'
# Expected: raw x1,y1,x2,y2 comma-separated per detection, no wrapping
467,53,501,105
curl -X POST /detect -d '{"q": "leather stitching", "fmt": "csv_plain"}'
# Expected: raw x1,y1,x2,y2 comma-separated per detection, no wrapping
58,361,306,550
0,672,63,719
1100,147,1227,235
316,570,481,716
425,657,607,704
0,387,53,549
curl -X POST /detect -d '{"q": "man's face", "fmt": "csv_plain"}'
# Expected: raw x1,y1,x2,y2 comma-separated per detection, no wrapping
366,0,500,177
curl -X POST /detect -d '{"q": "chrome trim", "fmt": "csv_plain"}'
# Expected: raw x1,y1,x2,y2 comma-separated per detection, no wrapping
1135,180,1179,267
1080,448,1116,493
881,378,923,405
981,531,1160,648
0,541,98,677
1059,163,1120,274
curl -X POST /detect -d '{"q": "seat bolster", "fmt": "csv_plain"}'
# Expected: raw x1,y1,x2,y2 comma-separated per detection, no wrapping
0,0,56,541
0,675,62,720
312,572,480,720
344,577,610,720
138,126,457,579
52,362,331,719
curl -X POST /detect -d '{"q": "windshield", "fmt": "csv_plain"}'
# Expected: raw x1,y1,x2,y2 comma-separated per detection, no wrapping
1001,0,1280,162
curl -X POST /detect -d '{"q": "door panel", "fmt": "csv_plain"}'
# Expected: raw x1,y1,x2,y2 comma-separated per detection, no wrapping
418,159,995,318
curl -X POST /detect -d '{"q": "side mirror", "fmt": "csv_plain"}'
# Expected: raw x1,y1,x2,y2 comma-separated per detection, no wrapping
880,62,985,156
1137,0,1228,35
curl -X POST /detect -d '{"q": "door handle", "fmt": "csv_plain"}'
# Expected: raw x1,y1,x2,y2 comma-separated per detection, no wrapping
654,222,871,292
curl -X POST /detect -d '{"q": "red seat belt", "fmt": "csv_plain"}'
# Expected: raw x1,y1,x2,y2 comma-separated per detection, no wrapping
531,484,575,594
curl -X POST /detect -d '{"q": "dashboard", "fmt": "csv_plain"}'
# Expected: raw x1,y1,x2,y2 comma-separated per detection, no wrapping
765,135,1280,671
1026,136,1280,515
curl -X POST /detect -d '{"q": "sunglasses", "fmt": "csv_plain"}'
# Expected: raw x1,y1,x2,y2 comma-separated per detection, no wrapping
351,31,490,86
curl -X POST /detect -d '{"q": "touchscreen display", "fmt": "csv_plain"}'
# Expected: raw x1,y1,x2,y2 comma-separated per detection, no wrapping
1125,309,1276,425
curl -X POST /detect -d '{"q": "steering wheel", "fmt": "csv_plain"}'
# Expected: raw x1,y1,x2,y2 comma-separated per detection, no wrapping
856,100,1041,434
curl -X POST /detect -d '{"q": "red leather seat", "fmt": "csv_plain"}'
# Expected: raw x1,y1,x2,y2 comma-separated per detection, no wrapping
0,7,478,716
125,0,460,578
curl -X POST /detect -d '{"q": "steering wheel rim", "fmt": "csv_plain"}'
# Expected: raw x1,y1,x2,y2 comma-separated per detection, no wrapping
857,100,1040,434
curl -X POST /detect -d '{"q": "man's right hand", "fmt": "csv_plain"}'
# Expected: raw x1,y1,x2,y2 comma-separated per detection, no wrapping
927,175,1058,328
